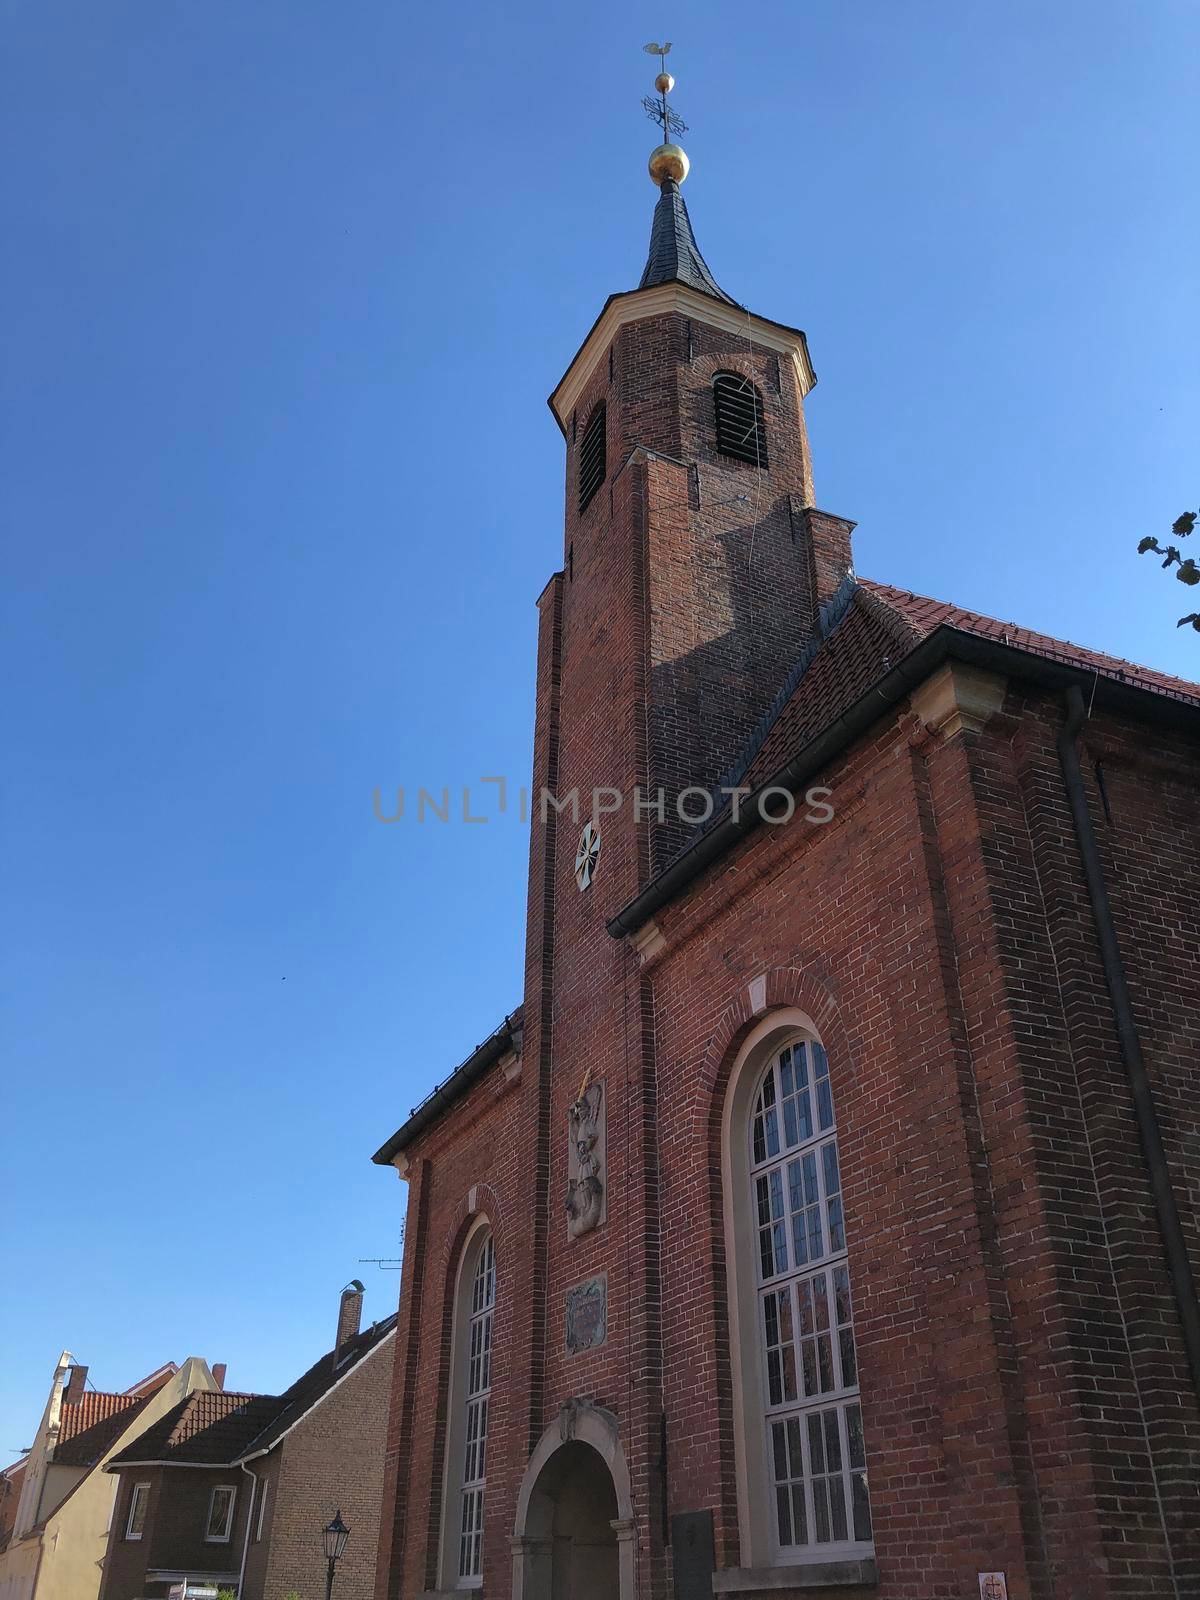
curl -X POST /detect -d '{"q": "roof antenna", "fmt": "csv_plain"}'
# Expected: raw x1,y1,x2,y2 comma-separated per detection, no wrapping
359,1221,406,1271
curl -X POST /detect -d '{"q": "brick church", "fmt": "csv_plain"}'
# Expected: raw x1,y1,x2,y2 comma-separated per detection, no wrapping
371,63,1200,1600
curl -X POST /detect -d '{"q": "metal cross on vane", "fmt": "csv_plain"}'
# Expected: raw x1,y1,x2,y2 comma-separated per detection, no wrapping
642,40,689,141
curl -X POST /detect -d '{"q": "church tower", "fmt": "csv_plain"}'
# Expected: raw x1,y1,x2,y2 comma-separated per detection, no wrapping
511,54,861,1600
541,59,854,873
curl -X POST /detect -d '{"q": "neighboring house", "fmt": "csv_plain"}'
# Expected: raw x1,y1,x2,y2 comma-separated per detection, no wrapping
0,1462,26,1558
370,77,1200,1600
0,1353,222,1600
100,1283,396,1600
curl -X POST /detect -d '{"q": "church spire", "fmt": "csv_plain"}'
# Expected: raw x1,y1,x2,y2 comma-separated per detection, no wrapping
638,44,736,305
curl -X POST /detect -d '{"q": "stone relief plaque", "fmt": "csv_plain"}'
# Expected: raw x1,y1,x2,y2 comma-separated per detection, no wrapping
565,1074,605,1239
565,1273,608,1355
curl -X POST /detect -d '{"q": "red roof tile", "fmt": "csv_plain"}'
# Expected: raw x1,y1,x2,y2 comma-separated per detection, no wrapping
735,578,1200,794
53,1392,150,1467
105,1391,279,1467
861,581,1200,705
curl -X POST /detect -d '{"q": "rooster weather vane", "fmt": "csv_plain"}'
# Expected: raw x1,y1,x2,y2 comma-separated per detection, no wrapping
642,40,689,142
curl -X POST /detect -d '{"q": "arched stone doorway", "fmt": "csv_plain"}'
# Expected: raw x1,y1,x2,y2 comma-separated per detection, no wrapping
512,1402,636,1600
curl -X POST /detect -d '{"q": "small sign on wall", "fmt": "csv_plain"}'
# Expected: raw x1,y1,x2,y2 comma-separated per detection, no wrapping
978,1576,1008,1600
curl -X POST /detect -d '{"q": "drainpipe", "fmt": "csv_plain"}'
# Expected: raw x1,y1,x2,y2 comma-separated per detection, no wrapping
1057,684,1200,1399
236,1462,259,1598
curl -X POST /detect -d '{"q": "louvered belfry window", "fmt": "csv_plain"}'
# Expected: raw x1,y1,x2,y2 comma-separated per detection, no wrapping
714,372,769,467
577,403,607,513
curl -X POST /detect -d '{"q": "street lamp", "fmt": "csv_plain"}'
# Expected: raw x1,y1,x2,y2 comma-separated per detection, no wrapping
321,1510,350,1600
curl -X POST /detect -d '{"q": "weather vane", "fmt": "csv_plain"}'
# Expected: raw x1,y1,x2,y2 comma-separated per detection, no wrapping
642,40,689,143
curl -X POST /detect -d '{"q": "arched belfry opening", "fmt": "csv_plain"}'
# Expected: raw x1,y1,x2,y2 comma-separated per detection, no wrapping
513,1403,636,1600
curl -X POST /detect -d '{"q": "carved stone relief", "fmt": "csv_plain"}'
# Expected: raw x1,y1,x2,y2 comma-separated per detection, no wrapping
564,1274,608,1355
565,1074,606,1238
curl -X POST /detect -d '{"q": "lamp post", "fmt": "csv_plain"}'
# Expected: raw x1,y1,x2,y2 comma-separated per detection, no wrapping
321,1510,350,1600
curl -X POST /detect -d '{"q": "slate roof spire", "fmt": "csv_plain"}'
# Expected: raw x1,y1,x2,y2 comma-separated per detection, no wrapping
638,44,736,305
638,176,736,304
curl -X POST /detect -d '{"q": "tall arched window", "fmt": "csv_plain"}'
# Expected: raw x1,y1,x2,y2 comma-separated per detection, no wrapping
459,1232,495,1581
439,1222,496,1590
750,1036,870,1554
713,372,769,467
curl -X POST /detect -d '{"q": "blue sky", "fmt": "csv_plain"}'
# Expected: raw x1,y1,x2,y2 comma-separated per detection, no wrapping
1,0,1196,1442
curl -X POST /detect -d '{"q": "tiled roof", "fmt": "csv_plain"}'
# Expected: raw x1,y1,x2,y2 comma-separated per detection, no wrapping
108,1391,281,1467
54,1393,150,1467
638,178,736,304
238,1313,397,1459
107,1316,397,1469
732,578,1200,794
862,581,1200,706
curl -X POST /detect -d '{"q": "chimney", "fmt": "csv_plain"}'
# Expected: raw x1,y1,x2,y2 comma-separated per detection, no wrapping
211,1364,227,1391
335,1281,365,1365
63,1366,88,1404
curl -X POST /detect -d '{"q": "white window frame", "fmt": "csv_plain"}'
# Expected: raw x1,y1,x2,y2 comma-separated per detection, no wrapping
749,1033,872,1563
255,1478,268,1542
204,1483,237,1544
125,1481,150,1540
457,1232,495,1586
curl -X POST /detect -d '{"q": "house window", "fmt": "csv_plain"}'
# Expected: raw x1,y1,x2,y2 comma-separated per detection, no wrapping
577,404,607,513
205,1484,236,1543
750,1036,871,1554
125,1482,150,1540
458,1231,495,1584
255,1479,268,1542
714,372,768,467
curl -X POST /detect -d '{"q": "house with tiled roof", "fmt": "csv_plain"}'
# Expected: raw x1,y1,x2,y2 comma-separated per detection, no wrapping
0,1353,222,1600
369,72,1200,1600
99,1282,396,1600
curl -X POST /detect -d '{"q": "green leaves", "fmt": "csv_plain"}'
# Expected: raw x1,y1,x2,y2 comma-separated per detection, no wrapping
1137,507,1200,630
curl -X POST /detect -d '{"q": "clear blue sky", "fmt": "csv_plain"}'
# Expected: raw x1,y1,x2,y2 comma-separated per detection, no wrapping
2,0,1196,1444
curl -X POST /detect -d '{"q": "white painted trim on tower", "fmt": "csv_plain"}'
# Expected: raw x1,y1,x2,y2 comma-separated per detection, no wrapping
549,283,816,433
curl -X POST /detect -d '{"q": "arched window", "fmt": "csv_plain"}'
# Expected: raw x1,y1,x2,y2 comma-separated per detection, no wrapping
750,1036,870,1554
459,1232,494,1581
578,403,607,512
722,1014,873,1570
439,1222,496,1590
713,372,769,467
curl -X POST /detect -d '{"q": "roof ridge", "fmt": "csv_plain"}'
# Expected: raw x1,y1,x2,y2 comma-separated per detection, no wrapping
234,1312,398,1462
852,580,927,650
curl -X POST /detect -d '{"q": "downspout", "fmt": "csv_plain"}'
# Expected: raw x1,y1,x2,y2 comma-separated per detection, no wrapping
236,1462,259,1598
1057,684,1200,1399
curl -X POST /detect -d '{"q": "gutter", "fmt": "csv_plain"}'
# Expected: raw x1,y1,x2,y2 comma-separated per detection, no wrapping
236,1462,259,1598
1057,685,1200,1400
607,624,1200,940
372,1016,521,1166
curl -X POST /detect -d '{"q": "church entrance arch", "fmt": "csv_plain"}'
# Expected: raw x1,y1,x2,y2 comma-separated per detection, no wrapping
512,1403,636,1600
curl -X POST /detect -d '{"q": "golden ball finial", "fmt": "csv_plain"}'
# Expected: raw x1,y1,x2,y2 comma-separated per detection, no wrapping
649,142,690,185
655,71,674,94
